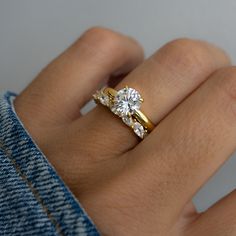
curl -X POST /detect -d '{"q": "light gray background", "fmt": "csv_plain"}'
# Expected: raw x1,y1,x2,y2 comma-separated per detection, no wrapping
1,0,236,212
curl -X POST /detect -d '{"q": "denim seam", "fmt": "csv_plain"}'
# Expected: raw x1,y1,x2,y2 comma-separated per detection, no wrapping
0,140,64,236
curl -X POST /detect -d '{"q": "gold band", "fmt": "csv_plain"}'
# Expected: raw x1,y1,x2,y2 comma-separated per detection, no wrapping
93,86,154,138
103,87,155,133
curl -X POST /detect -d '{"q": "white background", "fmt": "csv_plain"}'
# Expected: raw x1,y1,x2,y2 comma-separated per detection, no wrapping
1,0,236,211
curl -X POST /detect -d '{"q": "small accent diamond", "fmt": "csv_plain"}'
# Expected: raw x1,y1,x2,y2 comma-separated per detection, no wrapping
99,93,110,107
122,116,134,127
93,91,100,100
94,90,110,107
133,122,146,139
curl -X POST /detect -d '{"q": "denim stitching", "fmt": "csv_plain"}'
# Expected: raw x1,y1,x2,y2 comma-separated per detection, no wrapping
0,141,64,236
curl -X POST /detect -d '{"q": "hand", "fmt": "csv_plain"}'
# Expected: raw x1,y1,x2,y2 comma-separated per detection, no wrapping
14,27,236,236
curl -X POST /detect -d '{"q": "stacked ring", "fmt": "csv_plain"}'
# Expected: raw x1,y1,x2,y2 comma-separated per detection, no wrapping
93,86,155,139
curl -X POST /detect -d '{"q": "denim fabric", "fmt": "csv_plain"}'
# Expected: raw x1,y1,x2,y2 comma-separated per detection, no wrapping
0,92,100,236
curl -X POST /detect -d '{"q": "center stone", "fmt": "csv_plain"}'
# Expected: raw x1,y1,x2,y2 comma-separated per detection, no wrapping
111,87,142,117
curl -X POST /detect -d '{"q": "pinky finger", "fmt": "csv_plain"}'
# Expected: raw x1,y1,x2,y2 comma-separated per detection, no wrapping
185,190,236,236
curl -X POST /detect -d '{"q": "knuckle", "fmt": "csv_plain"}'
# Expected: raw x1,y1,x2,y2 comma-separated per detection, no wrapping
154,38,214,73
215,66,236,120
217,67,236,101
83,26,117,40
78,26,124,52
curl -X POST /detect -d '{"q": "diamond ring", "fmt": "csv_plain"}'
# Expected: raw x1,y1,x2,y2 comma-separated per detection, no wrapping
93,86,155,139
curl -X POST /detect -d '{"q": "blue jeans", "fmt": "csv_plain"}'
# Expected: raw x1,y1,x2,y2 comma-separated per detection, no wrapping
0,92,100,236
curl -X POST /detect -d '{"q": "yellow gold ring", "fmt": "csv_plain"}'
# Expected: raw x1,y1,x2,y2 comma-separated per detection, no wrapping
93,86,155,139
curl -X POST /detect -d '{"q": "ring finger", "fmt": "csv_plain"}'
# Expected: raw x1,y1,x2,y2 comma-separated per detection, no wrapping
75,38,230,155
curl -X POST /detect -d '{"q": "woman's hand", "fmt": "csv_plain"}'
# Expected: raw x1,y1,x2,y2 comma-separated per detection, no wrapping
14,27,236,235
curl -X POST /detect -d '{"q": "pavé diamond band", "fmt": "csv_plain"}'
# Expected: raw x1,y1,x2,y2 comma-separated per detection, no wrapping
93,86,155,139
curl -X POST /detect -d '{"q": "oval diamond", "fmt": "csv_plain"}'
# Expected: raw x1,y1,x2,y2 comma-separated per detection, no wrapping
111,87,142,117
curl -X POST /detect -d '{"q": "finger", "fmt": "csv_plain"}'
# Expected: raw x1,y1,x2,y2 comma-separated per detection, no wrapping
179,201,197,221
14,27,144,130
76,38,230,155
186,190,236,235
128,66,236,223
173,202,198,235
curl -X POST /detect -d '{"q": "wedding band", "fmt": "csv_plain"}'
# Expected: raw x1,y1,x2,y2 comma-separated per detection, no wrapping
93,86,155,139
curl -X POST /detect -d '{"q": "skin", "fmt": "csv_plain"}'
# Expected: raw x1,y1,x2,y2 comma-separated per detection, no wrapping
13,26,236,235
